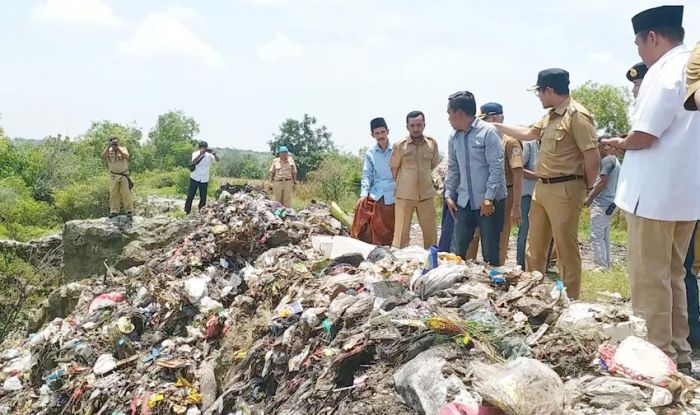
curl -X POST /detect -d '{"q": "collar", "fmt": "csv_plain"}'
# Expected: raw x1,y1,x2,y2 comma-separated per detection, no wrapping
652,44,686,69
374,142,392,153
407,135,426,145
455,118,478,136
551,96,572,116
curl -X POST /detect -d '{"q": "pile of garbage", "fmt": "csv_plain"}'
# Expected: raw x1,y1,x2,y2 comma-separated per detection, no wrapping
1,187,700,415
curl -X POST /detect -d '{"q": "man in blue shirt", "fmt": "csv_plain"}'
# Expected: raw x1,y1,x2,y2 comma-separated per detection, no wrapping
353,117,395,246
517,139,539,268
444,91,507,264
584,136,621,270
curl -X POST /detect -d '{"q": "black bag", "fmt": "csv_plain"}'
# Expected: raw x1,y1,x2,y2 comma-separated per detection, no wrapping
605,203,616,216
189,153,206,172
112,171,134,190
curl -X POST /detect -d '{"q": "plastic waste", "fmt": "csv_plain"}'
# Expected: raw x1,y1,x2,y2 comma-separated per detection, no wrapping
412,264,468,297
88,292,126,313
598,336,676,385
273,301,304,320
488,269,506,285
330,202,352,228
2,376,22,392
422,245,439,274
117,316,135,334
184,277,209,304
45,368,66,385
472,357,564,415
93,353,118,375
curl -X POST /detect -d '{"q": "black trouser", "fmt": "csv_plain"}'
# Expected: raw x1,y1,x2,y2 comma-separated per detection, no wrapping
453,199,505,265
184,179,208,214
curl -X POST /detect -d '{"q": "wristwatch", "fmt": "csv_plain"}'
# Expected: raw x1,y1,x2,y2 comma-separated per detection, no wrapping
484,199,493,206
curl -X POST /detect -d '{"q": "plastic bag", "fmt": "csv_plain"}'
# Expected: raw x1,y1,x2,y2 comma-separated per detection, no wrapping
422,245,439,274
472,357,564,415
88,292,126,313
412,264,468,297
598,336,676,385
184,277,209,304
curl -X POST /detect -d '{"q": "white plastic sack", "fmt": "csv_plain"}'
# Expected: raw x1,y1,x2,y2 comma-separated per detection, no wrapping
598,336,676,385
2,376,21,392
472,357,564,415
184,277,209,304
93,353,118,375
411,264,468,297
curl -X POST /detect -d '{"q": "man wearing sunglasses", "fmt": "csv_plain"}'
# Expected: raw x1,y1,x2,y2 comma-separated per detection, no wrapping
492,69,599,299
444,91,507,264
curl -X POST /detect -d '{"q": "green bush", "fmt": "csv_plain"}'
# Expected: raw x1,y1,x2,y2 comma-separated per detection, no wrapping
54,175,110,221
133,168,190,195
0,177,58,239
306,152,362,204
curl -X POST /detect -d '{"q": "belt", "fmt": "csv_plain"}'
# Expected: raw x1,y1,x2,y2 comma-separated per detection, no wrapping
275,178,292,182
506,184,513,188
539,175,583,184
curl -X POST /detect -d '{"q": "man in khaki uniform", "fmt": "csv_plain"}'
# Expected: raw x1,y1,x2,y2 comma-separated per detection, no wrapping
466,102,523,265
686,41,700,111
390,111,440,248
268,146,297,208
494,69,600,299
101,136,134,218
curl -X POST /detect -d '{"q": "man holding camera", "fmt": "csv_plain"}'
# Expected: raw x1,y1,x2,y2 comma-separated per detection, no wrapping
185,140,218,214
101,136,134,218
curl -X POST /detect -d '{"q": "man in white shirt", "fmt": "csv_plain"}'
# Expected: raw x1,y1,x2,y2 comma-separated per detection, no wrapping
185,140,219,214
603,5,700,374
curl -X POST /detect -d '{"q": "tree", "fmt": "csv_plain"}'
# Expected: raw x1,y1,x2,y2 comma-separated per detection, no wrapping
146,110,200,170
307,152,362,204
78,121,144,170
268,114,336,179
571,81,632,136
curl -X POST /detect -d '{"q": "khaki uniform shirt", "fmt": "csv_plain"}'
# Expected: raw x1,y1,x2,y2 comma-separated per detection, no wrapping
103,147,129,173
390,135,440,200
503,135,523,186
531,97,597,178
269,157,297,180
685,42,700,111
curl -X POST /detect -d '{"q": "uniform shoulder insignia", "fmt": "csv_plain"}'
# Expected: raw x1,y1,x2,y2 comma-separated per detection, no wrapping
512,147,522,156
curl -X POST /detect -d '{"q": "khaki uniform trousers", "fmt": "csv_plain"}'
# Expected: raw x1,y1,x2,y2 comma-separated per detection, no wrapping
393,197,437,249
272,180,293,208
466,191,515,265
109,174,133,214
526,180,586,299
626,213,695,365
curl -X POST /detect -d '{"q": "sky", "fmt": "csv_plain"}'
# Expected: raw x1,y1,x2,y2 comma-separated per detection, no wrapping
1,0,699,154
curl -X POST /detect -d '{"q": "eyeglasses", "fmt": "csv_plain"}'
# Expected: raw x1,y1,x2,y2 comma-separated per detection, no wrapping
533,87,548,97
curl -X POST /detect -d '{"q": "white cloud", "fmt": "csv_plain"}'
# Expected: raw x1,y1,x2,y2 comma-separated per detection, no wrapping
165,5,202,21
31,0,121,28
118,9,226,70
257,33,302,63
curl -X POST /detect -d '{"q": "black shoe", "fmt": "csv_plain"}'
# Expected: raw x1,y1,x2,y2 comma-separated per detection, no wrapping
126,211,133,217
109,213,118,218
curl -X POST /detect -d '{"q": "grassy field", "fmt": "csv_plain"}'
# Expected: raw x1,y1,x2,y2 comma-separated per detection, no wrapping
580,266,630,301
